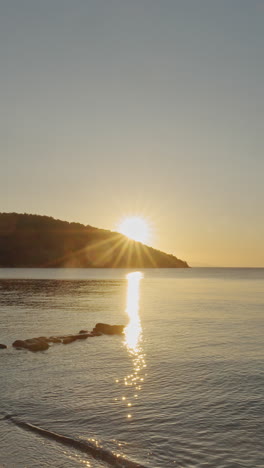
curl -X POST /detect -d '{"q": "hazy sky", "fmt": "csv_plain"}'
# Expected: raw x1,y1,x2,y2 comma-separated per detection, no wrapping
1,0,264,266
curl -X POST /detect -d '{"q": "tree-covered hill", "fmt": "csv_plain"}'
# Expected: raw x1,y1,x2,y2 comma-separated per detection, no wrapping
0,213,189,268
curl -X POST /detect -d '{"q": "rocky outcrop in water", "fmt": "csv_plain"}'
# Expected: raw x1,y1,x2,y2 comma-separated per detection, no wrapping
11,323,125,352
92,323,125,335
12,338,49,351
0,343,7,349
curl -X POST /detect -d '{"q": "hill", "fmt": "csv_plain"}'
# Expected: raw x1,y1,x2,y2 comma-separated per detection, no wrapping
0,213,189,268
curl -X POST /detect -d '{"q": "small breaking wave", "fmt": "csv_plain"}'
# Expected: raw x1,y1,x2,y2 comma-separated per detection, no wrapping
5,415,147,468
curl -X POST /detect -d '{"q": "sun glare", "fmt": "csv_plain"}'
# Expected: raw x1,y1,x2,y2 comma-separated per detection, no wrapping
117,217,150,244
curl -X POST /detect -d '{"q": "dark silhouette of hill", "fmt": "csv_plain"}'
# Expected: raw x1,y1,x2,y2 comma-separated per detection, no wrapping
0,213,189,268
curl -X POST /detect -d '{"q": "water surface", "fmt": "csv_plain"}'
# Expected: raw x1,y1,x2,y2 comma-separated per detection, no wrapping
0,268,263,467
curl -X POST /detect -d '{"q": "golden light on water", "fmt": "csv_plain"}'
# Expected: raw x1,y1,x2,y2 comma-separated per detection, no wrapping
124,271,143,351
117,217,150,244
114,271,146,419
122,272,146,418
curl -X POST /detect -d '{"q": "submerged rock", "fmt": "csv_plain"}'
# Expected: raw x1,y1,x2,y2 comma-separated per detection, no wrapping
90,330,103,337
25,338,40,345
0,344,7,349
79,330,88,334
62,336,77,345
12,340,27,349
62,333,90,344
75,333,90,340
27,340,49,352
48,337,61,343
92,323,125,335
12,339,49,352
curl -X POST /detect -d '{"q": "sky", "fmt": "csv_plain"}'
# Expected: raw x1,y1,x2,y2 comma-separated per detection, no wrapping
1,0,264,267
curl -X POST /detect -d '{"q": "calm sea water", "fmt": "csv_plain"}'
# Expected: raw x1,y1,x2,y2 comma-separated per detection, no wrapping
0,268,263,468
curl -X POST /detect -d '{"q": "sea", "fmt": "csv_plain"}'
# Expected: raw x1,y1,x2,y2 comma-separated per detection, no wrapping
0,268,263,468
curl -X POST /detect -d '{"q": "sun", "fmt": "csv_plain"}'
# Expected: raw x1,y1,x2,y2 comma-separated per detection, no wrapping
117,217,150,244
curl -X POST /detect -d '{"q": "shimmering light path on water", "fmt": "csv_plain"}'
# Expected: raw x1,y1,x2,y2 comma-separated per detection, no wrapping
120,272,147,419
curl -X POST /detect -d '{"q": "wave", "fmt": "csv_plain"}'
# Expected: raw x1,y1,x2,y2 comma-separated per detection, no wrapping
5,415,147,468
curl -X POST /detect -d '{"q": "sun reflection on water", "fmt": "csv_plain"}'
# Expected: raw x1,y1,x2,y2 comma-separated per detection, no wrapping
117,271,146,419
124,271,143,352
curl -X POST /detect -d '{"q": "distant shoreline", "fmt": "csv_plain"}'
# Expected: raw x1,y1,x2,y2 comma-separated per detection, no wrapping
0,265,189,269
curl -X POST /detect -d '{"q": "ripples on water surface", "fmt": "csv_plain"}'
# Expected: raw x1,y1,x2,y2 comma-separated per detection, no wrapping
0,268,264,467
